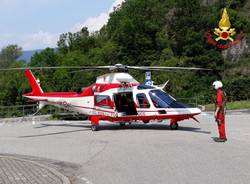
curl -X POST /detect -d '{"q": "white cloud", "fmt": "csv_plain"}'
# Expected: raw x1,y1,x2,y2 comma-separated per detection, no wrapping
0,31,59,50
72,0,125,33
21,31,59,50
72,13,109,33
109,0,124,13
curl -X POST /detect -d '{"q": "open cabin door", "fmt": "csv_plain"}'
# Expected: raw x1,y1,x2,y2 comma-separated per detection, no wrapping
113,92,137,116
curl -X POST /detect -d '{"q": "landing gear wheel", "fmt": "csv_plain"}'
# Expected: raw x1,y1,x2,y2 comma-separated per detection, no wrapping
119,122,126,126
170,123,179,130
91,125,98,131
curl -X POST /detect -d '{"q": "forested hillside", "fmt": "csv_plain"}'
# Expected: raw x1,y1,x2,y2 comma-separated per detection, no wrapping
0,0,250,106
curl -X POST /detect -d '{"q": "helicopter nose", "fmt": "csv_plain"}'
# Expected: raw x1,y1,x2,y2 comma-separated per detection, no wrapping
190,107,201,115
195,107,202,114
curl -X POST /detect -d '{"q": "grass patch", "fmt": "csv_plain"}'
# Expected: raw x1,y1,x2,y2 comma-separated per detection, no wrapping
205,100,250,111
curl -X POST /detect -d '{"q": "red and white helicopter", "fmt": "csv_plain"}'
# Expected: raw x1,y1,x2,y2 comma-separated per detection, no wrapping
9,64,210,131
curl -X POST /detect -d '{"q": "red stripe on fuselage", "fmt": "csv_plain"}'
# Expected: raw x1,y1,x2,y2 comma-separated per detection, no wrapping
71,105,199,120
73,105,198,122
23,92,83,98
98,113,199,122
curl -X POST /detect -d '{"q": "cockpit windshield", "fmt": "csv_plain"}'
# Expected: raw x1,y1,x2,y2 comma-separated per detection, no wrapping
149,90,175,108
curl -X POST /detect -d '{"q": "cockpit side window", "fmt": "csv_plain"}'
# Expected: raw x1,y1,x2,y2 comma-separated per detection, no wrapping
95,95,112,109
136,93,150,108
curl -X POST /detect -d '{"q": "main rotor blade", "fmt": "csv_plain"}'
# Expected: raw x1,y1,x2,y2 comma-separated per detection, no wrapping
0,66,113,71
0,64,212,72
127,66,212,71
69,69,104,73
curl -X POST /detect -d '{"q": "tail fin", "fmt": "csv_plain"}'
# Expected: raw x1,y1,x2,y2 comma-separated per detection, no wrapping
25,69,43,95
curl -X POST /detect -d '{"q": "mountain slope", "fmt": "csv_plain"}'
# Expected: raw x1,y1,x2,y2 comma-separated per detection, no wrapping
18,49,42,62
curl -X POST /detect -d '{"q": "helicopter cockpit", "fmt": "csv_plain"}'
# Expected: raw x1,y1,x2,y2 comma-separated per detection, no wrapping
149,89,175,108
136,85,193,109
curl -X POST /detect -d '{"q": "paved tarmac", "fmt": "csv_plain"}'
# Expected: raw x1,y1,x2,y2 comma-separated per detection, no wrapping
0,112,250,184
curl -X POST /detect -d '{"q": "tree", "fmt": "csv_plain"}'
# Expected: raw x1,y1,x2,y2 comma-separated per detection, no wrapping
30,48,59,67
57,27,98,54
106,0,172,65
29,48,60,92
0,45,22,68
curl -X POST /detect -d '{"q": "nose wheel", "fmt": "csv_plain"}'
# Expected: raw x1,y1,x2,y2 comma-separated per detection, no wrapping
170,122,179,130
91,125,98,131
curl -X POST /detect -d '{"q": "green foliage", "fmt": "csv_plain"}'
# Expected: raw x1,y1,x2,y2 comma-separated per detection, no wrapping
57,27,99,54
30,48,59,67
228,0,246,9
224,77,250,100
205,100,250,111
0,45,22,68
0,45,24,105
29,48,60,92
106,0,172,65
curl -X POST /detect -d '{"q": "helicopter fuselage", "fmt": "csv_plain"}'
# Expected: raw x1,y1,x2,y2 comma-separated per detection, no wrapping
23,70,201,130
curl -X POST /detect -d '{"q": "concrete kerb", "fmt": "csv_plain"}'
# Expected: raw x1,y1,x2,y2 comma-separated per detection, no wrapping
0,155,71,184
0,115,51,123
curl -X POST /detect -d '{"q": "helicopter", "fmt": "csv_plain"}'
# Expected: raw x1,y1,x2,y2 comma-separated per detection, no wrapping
3,64,210,131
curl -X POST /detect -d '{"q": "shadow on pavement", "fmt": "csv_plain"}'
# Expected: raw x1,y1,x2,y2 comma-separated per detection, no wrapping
18,128,90,138
34,123,90,129
19,122,210,138
97,124,211,134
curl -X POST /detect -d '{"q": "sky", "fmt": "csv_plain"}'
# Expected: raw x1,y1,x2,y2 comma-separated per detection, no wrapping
0,0,125,50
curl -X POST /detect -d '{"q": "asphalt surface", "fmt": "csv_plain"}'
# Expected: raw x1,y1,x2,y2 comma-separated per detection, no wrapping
0,112,250,184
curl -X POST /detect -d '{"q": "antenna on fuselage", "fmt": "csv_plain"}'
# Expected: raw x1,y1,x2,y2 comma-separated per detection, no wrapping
144,71,154,86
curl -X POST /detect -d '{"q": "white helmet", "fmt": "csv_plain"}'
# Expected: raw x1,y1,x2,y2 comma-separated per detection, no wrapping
212,80,223,90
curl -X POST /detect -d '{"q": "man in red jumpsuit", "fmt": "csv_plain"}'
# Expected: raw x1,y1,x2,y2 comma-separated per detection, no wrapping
213,81,227,142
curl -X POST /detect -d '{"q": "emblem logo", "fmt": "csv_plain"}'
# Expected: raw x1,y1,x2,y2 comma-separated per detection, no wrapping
207,8,244,49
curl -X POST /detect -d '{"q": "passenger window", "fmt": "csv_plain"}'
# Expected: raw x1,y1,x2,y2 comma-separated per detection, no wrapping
136,93,150,108
95,95,112,109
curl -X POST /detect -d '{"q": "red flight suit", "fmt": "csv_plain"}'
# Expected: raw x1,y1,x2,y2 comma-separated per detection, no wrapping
215,88,226,139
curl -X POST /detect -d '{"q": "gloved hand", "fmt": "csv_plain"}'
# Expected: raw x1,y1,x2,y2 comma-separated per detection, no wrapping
215,119,221,125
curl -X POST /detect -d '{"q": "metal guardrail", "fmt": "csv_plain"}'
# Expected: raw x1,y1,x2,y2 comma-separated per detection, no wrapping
177,95,250,106
0,104,71,118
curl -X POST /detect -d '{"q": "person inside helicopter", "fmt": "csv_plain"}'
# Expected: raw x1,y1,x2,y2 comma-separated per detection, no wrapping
114,92,137,116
